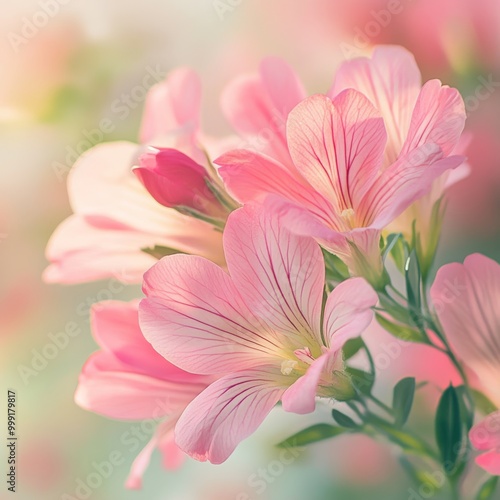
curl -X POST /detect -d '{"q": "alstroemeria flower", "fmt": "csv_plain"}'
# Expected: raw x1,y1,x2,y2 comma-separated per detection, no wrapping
45,68,228,284
469,411,500,475
330,45,470,268
430,253,500,407
75,300,210,489
139,205,377,464
218,89,465,287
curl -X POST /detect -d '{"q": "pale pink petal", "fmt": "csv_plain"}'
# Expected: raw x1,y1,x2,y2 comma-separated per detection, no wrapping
431,254,500,404
323,278,377,349
470,412,500,451
221,57,305,168
330,45,421,166
44,215,157,283
282,349,339,414
360,144,465,229
223,205,325,346
401,80,466,158
286,92,386,210
140,67,201,145
475,450,500,475
125,433,158,490
217,149,335,225
140,255,282,375
175,367,286,464
68,141,175,235
125,419,178,490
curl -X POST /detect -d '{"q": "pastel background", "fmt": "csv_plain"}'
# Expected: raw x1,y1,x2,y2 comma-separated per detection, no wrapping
1,1,499,499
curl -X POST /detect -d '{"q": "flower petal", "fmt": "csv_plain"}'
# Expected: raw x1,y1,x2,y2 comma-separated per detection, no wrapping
330,45,421,166
90,300,207,384
431,254,500,404
139,67,201,145
401,79,466,158
140,254,282,375
175,367,286,464
323,278,377,350
470,411,500,451
223,205,325,347
475,450,500,475
281,349,339,414
221,57,305,168
360,144,465,229
286,91,386,211
217,149,335,225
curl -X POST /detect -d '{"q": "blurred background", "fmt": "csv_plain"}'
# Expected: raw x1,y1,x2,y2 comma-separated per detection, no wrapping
1,1,500,499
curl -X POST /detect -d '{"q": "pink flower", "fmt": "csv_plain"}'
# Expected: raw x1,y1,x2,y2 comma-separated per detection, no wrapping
469,411,500,475
430,253,500,407
139,205,377,464
331,46,470,265
75,300,210,489
44,68,227,284
218,63,465,285
134,147,228,218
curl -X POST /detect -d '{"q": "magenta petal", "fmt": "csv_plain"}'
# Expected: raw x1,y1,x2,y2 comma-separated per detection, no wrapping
174,367,286,464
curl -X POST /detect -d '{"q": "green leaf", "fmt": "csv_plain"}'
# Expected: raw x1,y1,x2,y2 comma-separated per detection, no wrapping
332,409,359,428
405,250,423,328
476,476,499,500
277,424,347,448
393,377,416,428
435,385,463,474
383,233,403,263
390,234,407,273
455,385,474,430
141,245,181,259
471,389,498,416
376,314,427,344
346,367,374,396
343,337,364,360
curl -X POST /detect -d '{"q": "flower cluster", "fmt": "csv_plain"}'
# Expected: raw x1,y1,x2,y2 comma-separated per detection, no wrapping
46,45,500,496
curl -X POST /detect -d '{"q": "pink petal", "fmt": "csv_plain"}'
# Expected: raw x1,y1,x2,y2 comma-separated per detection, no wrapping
282,349,339,414
401,80,466,158
224,204,325,347
139,67,201,145
125,419,178,490
286,91,386,211
475,450,500,475
139,254,281,375
323,278,377,350
217,149,335,224
44,214,158,283
221,57,305,168
174,367,286,464
470,412,500,451
431,254,500,404
90,300,207,384
361,144,465,229
330,45,421,166
75,365,193,420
